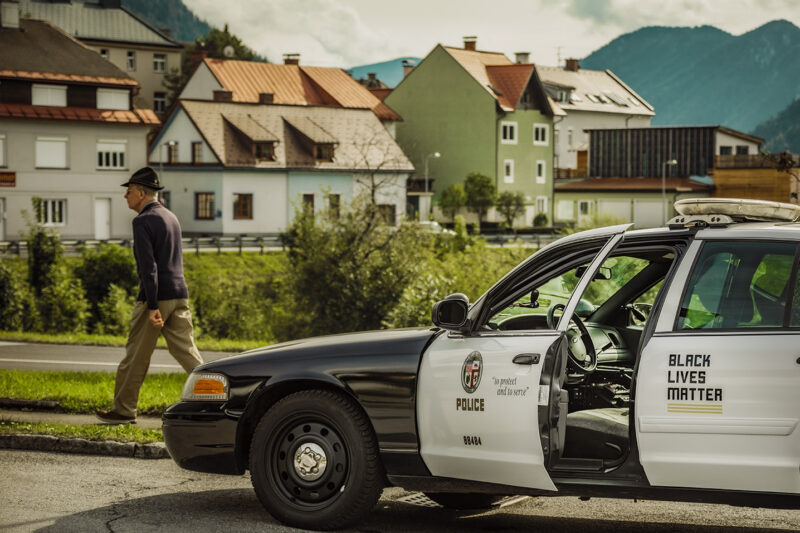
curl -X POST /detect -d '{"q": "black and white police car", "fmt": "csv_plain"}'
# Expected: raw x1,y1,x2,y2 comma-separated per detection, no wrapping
163,198,800,530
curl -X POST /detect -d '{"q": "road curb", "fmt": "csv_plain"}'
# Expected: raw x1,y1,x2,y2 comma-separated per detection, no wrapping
0,398,61,410
0,434,170,459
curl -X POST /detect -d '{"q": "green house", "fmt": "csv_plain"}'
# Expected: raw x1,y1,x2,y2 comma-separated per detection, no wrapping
385,38,562,225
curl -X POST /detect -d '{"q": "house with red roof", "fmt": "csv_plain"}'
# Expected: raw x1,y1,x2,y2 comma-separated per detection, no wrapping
149,56,413,235
385,37,562,225
0,4,159,241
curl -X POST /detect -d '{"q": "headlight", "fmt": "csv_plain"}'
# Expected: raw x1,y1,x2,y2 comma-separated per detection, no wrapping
181,372,229,401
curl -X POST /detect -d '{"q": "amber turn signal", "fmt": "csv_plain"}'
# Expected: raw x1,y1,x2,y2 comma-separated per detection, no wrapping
193,379,225,395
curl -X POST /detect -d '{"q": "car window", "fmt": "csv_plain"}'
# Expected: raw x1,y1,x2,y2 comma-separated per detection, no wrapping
677,241,798,330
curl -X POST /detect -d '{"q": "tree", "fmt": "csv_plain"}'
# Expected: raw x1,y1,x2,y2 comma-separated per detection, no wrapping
495,191,525,230
439,183,466,220
464,172,497,223
24,198,63,297
348,125,410,209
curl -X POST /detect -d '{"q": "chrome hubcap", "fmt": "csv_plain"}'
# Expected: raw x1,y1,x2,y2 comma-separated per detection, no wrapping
294,442,327,481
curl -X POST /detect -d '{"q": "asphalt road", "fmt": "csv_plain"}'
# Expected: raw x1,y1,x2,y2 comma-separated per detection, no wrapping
0,450,797,533
0,341,234,373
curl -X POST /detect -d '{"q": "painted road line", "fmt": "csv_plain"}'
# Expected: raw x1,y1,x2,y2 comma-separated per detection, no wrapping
0,358,182,369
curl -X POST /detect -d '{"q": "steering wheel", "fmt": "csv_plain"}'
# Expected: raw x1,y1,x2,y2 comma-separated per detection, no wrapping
546,304,597,374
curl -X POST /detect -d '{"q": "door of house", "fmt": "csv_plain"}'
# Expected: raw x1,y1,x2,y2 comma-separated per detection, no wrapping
94,198,111,240
576,150,588,176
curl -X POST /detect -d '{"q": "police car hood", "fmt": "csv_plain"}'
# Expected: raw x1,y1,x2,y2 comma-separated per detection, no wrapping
198,328,440,375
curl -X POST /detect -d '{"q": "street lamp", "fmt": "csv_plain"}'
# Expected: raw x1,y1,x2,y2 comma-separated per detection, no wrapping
661,158,678,224
424,152,441,193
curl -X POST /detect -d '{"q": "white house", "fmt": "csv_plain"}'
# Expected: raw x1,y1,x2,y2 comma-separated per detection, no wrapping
0,8,158,241
536,59,654,178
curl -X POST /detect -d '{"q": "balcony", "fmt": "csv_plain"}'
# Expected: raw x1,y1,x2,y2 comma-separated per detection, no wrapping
714,154,796,169
406,177,435,194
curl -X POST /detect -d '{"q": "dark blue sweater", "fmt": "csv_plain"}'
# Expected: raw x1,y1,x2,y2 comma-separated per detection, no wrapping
132,202,188,309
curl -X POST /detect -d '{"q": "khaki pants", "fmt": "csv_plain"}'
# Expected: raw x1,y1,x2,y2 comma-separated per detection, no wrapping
113,299,203,417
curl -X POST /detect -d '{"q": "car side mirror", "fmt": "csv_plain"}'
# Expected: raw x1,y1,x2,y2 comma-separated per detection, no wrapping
431,293,469,331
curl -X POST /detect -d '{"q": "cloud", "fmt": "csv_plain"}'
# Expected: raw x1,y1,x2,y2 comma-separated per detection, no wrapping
184,0,397,67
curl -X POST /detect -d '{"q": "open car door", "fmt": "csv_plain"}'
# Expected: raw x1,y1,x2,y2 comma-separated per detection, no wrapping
417,224,631,490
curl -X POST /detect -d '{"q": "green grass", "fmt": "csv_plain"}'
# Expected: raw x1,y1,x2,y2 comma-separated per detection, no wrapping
0,418,163,444
0,369,185,415
0,330,268,353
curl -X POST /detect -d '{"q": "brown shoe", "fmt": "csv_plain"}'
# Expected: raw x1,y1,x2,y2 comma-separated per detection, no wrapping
95,409,136,425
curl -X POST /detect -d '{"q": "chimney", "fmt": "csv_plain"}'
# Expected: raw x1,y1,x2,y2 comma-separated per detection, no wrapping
402,59,415,78
159,28,172,39
1,0,20,30
463,36,477,51
515,52,530,64
565,58,580,72
283,53,300,65
258,92,274,104
213,90,233,102
188,49,209,76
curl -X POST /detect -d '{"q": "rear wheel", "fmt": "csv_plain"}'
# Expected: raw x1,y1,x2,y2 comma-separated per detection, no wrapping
424,492,507,509
249,390,384,530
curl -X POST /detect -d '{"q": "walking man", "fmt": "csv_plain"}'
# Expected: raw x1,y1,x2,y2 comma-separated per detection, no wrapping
97,167,203,424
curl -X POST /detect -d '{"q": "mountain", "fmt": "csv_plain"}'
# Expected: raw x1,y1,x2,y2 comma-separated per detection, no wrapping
753,97,800,152
581,20,800,134
348,57,421,89
122,0,212,43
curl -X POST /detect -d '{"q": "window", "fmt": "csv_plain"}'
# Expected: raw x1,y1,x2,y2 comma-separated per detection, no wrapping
500,121,517,144
233,193,253,220
329,194,341,219
195,192,215,220
736,145,749,155
567,127,574,147
127,51,136,71
32,84,66,107
159,191,171,209
96,139,127,169
536,160,546,184
167,142,178,164
153,53,166,73
100,48,109,60
503,159,514,183
314,144,334,161
536,196,548,215
579,200,591,215
677,241,797,330
557,200,574,220
719,145,732,155
97,88,129,110
192,141,203,164
378,204,396,225
35,136,67,168
554,128,560,148
533,124,549,146
302,194,315,212
254,142,275,161
37,199,66,226
0,134,5,167
153,92,166,114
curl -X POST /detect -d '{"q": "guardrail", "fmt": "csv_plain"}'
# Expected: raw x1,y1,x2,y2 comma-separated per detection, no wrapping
0,235,284,257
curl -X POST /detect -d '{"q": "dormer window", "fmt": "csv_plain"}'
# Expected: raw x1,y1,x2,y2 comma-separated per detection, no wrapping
314,143,334,162
32,84,66,107
254,141,275,161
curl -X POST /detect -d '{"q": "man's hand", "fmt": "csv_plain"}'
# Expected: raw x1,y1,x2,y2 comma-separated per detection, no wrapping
149,309,164,328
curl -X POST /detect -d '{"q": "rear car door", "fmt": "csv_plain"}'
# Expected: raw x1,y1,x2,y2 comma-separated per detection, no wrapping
636,237,800,493
417,224,630,490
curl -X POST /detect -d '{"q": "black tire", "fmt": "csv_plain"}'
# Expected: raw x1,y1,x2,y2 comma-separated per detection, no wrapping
424,492,507,510
249,389,384,530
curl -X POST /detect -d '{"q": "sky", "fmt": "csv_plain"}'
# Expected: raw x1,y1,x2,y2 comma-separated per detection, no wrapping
183,0,800,69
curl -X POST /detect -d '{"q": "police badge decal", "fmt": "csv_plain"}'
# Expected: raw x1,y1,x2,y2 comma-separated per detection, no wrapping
461,351,483,393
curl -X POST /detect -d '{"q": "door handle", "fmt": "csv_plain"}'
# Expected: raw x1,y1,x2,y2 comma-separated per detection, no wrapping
513,353,541,365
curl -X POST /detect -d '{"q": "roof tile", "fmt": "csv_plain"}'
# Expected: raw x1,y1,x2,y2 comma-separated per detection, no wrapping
0,103,159,125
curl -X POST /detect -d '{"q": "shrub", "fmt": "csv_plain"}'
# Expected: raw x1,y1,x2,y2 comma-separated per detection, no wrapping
37,263,89,334
96,284,135,336
0,262,39,331
24,203,63,296
533,213,549,227
75,243,137,328
439,183,467,220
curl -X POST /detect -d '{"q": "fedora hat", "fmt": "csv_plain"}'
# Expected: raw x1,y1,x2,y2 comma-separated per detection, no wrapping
121,166,164,191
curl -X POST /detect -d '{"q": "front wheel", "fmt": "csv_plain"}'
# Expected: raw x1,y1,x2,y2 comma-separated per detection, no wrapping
249,390,384,530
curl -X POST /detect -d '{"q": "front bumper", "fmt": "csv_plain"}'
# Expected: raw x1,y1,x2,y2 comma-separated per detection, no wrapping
162,401,242,475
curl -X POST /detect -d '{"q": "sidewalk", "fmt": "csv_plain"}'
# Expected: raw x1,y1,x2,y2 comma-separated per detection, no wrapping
0,407,169,459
